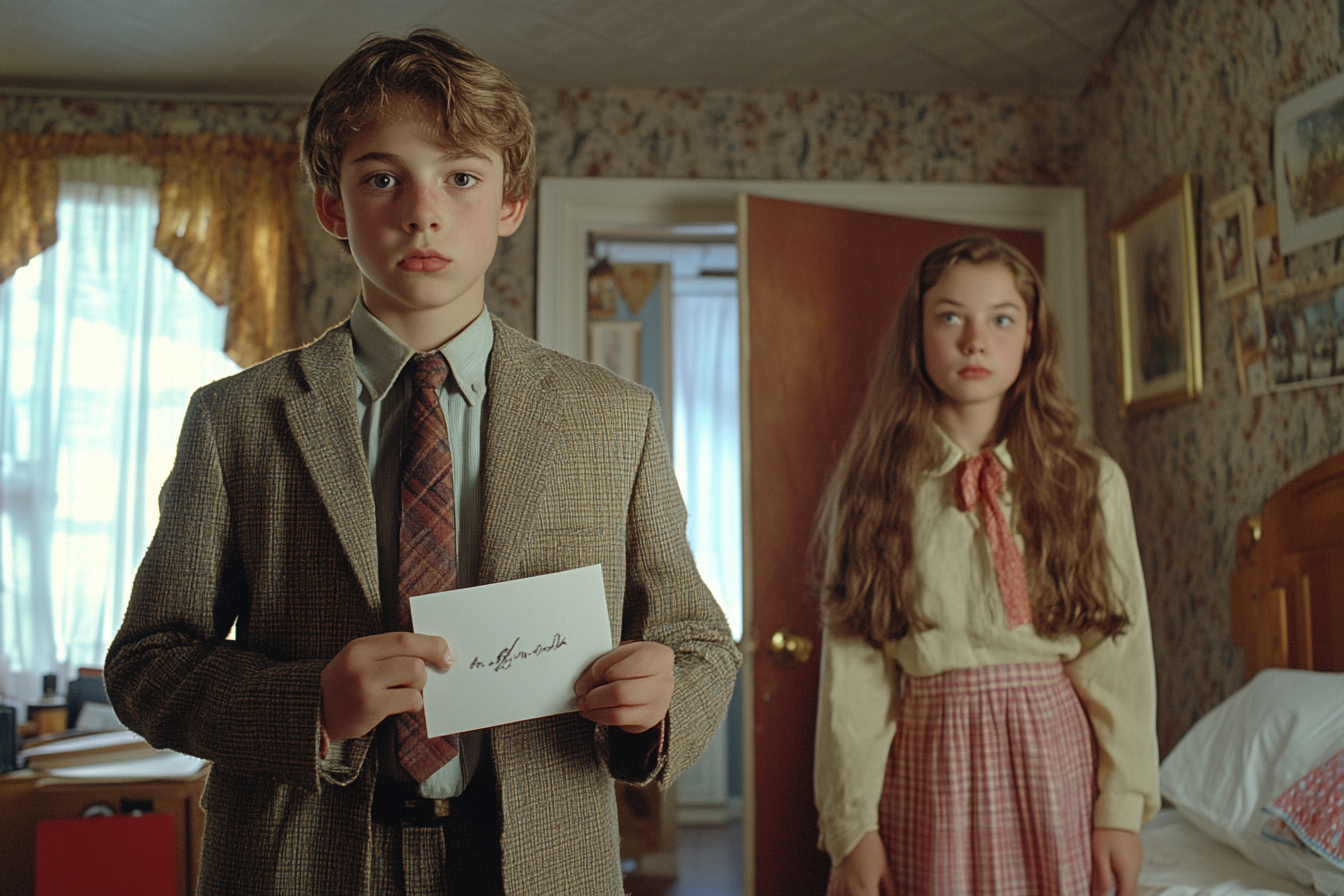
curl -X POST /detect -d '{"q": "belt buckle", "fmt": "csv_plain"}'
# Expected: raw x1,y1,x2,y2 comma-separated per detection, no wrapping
397,796,451,825
374,783,453,826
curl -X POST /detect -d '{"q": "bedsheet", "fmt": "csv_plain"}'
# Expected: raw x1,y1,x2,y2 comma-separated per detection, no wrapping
1139,808,1316,896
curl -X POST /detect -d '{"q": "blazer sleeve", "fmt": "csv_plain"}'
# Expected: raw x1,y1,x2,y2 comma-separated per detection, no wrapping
104,388,372,792
595,392,742,785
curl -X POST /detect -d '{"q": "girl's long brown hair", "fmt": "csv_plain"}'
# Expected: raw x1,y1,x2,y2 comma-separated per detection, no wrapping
816,235,1129,647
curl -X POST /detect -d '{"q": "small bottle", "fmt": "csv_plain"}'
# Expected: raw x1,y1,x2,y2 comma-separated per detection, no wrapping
27,673,68,736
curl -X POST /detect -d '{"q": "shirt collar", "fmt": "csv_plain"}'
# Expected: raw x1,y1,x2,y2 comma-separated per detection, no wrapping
929,422,1015,478
350,298,493,406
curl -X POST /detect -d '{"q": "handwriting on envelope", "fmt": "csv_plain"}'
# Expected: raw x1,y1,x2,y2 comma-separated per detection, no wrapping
470,634,569,672
409,564,612,736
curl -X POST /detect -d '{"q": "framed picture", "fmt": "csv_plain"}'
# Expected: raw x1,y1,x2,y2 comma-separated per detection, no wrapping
1253,203,1288,291
1209,185,1258,299
1108,172,1203,416
1249,275,1344,394
1274,70,1344,253
588,320,642,382
1230,290,1270,395
587,258,619,318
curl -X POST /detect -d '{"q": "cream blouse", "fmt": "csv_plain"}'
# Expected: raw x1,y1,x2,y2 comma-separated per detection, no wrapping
813,428,1161,866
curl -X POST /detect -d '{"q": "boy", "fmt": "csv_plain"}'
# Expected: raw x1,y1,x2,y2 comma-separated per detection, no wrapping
105,29,740,896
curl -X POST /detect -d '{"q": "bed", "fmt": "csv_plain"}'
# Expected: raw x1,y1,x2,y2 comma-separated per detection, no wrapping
1136,451,1344,896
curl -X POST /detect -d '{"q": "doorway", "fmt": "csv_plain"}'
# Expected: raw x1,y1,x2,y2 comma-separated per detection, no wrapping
586,227,746,895
537,177,1088,896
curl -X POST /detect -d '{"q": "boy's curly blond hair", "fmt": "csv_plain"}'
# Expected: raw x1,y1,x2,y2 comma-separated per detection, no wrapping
301,28,536,205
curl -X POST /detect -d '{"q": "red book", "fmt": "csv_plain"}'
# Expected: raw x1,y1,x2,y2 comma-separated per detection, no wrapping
36,812,177,896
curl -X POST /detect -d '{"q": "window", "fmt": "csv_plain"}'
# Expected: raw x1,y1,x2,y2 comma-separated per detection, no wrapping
0,156,237,706
592,234,743,639
670,261,742,641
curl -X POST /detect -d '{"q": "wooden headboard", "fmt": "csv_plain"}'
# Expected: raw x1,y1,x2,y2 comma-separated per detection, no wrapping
1231,451,1344,679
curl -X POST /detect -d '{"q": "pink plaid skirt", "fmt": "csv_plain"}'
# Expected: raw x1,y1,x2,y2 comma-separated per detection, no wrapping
878,662,1095,896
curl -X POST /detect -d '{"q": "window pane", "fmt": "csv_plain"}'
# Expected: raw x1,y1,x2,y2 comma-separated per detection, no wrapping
0,157,238,702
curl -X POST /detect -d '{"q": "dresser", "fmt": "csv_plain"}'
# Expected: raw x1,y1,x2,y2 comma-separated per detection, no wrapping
0,767,207,896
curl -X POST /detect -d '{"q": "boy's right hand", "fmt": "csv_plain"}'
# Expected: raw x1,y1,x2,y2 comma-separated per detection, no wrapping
827,831,893,896
320,632,453,740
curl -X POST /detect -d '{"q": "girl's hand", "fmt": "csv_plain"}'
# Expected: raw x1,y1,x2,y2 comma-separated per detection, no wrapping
827,831,892,896
1092,828,1142,896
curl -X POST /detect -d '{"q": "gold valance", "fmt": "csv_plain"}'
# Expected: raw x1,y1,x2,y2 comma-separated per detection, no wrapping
0,131,308,367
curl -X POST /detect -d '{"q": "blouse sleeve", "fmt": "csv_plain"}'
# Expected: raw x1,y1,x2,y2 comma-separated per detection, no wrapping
1061,456,1161,831
813,630,900,865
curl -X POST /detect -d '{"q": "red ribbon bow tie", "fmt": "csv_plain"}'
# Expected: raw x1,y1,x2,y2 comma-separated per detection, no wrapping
955,451,1032,630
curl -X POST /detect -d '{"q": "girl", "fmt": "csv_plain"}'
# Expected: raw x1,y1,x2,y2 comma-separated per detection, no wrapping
812,236,1159,896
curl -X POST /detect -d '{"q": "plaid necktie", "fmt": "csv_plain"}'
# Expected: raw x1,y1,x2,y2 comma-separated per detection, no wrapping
954,451,1033,630
394,352,459,781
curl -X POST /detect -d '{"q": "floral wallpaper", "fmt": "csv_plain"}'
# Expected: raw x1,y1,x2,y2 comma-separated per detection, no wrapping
1080,0,1344,753
504,88,1084,335
0,88,1087,346
4,0,1340,754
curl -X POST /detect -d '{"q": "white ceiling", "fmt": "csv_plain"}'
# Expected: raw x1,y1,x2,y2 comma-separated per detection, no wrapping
0,0,1137,102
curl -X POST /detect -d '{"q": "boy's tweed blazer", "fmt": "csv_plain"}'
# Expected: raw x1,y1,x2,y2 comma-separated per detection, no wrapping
105,316,740,895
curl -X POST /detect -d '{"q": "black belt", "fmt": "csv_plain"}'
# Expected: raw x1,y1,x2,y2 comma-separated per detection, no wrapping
371,778,454,827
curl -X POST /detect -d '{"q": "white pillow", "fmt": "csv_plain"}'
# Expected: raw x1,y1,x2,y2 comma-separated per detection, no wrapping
1159,669,1344,891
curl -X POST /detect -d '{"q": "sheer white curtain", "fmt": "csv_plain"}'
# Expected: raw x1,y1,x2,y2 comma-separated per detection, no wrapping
671,285,743,639
0,156,236,706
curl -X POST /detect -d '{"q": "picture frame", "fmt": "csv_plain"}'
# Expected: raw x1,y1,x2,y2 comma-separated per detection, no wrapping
1274,70,1344,253
1209,184,1258,299
1253,203,1288,290
1109,172,1203,416
1230,290,1270,395
1252,273,1344,394
587,258,619,318
587,320,642,382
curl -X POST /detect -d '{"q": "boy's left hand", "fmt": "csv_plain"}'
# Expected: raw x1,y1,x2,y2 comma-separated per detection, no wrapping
575,640,674,733
1092,828,1142,896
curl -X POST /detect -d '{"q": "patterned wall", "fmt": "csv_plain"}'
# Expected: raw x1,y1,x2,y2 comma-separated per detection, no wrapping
1080,0,1344,753
5,0,1340,753
0,89,1085,346
506,88,1083,335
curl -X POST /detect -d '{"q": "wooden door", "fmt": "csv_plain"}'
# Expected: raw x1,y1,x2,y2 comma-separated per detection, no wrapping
740,195,1043,894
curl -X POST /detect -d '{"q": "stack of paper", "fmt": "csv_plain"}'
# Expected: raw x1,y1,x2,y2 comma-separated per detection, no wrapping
19,729,205,779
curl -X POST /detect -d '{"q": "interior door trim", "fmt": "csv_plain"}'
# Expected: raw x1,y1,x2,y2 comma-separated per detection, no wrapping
535,177,1088,894
536,177,1089,425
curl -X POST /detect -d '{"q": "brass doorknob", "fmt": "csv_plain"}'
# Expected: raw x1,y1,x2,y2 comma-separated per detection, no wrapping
769,627,814,669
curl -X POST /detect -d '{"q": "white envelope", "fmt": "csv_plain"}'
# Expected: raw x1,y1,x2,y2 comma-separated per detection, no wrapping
409,564,613,736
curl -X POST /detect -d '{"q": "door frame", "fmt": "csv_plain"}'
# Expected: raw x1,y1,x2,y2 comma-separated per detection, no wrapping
535,177,1088,895
536,177,1088,425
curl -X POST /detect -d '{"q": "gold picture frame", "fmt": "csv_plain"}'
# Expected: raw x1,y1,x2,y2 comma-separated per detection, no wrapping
1109,172,1203,416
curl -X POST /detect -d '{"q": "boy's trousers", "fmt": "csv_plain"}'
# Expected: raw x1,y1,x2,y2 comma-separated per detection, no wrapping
367,748,505,896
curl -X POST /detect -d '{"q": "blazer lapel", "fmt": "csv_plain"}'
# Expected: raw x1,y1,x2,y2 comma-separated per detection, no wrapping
286,325,382,611
478,319,566,585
